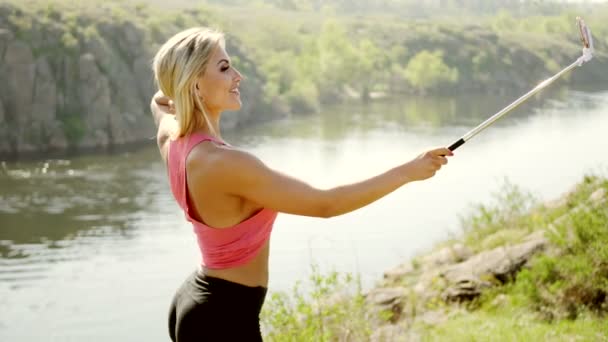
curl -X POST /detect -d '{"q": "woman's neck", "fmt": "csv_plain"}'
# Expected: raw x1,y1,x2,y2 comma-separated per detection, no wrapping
195,109,222,139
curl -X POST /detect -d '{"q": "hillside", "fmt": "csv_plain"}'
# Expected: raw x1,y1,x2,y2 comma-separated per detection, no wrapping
1,0,607,158
0,1,275,157
262,175,608,341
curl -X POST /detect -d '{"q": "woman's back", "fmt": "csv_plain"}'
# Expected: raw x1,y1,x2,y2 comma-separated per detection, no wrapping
161,131,276,287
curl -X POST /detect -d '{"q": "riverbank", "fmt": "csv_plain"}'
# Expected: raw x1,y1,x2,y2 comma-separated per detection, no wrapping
261,174,608,341
2,0,607,158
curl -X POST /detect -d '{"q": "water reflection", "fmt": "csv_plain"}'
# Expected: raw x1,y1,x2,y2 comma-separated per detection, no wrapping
234,85,585,145
0,149,163,283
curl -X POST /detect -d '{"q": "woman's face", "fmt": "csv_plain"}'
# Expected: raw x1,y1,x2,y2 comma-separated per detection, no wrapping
195,45,243,114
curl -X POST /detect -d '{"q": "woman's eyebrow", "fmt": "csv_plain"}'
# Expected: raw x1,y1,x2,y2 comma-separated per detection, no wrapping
217,59,229,65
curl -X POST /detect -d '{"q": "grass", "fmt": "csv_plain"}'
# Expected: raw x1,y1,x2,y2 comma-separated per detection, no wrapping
262,173,608,340
420,304,608,341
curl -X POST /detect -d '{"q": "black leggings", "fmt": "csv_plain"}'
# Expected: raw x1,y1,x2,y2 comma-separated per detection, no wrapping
168,270,268,342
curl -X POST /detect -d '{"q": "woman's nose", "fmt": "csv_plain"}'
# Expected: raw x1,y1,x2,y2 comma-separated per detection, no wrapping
233,67,243,81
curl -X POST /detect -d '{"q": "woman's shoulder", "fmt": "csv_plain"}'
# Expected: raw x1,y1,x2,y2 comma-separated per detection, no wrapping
186,143,265,186
187,142,253,171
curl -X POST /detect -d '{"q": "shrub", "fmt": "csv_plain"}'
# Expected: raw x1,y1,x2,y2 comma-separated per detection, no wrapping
262,264,372,341
403,50,459,93
513,176,608,320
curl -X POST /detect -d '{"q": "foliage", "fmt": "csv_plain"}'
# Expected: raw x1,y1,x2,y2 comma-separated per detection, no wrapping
261,264,372,341
512,176,608,321
458,179,538,252
403,50,459,94
414,173,608,338
4,0,608,120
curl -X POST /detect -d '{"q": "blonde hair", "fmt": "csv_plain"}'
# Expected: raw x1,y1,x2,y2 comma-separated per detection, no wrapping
153,27,225,138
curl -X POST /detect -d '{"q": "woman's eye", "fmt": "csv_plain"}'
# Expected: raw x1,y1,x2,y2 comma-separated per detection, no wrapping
221,66,230,72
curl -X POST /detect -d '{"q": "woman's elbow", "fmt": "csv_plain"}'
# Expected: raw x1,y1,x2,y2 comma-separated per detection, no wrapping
315,192,337,219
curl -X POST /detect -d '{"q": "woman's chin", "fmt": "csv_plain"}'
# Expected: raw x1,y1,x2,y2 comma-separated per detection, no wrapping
229,101,242,111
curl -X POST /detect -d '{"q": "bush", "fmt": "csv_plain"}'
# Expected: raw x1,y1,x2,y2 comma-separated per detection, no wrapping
403,50,459,93
261,264,371,341
459,179,538,252
513,176,608,320
286,79,320,114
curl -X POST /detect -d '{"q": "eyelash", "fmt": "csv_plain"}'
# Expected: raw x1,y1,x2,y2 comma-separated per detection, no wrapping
221,65,230,72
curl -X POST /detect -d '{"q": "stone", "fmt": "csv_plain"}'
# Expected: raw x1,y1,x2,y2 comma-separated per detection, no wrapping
370,324,413,342
421,243,472,267
489,294,508,308
365,287,407,324
383,261,415,281
416,310,448,326
440,234,548,302
441,276,492,302
442,235,547,284
589,188,606,205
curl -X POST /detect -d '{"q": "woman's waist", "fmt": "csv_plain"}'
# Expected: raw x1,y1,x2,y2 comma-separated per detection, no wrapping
200,254,269,288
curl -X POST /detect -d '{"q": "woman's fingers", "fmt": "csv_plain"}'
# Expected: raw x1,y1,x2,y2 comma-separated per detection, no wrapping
430,147,454,157
154,91,171,106
167,100,175,114
153,91,176,114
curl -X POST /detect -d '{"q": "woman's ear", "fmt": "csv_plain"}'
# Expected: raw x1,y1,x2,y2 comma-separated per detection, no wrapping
193,81,204,102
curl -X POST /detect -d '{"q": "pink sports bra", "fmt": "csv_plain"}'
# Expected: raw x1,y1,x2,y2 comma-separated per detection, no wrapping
167,132,278,269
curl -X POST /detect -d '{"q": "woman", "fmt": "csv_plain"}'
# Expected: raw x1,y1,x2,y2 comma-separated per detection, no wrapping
151,27,453,342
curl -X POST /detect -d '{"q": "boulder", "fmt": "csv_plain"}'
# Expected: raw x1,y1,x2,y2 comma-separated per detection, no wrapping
420,243,472,268
440,233,548,302
383,261,415,282
365,287,407,324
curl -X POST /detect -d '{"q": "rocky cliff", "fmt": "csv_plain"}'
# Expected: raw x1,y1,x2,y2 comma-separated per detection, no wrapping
0,2,273,158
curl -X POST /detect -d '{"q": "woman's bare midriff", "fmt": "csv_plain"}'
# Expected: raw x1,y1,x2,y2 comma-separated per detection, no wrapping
201,240,270,288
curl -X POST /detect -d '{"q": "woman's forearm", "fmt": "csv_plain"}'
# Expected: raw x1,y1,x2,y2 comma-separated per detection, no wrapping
324,164,412,217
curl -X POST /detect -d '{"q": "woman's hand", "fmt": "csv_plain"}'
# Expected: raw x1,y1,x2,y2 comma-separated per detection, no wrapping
153,90,175,114
401,147,453,182
150,90,176,128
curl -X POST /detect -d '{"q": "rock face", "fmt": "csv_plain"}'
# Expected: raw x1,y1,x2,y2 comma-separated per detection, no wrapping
0,3,272,158
440,233,548,302
365,287,407,324
369,231,550,333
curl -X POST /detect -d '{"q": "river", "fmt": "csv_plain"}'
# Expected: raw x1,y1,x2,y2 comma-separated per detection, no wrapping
1,87,607,341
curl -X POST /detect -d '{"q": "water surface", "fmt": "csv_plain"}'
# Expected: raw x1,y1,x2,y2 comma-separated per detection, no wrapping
1,88,607,341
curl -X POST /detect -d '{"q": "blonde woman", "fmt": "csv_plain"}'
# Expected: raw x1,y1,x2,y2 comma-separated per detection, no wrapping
151,27,453,341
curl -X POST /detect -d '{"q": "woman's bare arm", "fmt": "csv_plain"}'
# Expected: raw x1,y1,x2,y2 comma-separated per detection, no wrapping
198,146,452,218
150,91,177,151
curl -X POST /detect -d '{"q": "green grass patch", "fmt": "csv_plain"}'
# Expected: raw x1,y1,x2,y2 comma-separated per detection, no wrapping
262,264,372,341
